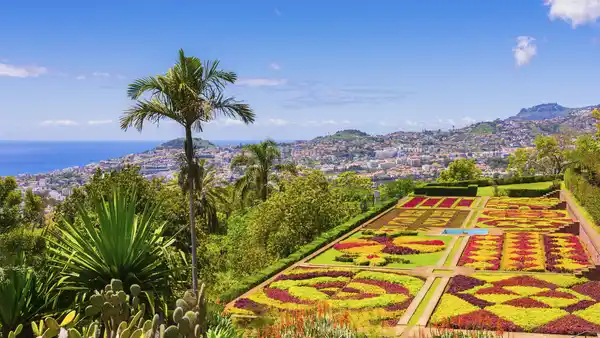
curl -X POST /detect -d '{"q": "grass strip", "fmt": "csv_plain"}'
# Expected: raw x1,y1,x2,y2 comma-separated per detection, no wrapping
443,237,464,267
462,208,480,229
408,278,441,326
476,181,556,196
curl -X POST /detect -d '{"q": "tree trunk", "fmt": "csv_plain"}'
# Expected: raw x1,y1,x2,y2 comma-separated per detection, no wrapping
185,127,198,294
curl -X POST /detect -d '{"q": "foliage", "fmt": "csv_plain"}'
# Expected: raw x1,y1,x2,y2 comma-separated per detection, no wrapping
231,139,296,203
219,199,397,303
0,228,46,267
330,172,373,209
503,181,560,197
564,168,600,226
428,174,563,187
379,178,414,199
0,254,59,338
438,159,482,182
508,148,536,177
0,177,23,233
48,188,175,298
247,170,355,260
534,135,572,175
414,185,478,197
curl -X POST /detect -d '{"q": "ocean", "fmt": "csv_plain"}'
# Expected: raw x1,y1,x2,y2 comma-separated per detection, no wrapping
0,140,285,177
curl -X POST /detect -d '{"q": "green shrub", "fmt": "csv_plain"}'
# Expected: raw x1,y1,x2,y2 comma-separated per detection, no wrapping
219,199,397,303
426,174,562,187
565,168,600,225
414,185,477,197
503,181,561,197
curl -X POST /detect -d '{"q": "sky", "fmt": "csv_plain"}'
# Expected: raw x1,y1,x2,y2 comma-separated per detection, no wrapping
2,0,600,141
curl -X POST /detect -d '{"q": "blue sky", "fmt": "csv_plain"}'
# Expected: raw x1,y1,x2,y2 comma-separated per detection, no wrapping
2,0,600,141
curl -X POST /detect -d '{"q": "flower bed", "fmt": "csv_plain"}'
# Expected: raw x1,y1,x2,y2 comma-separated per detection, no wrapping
383,209,470,230
429,274,600,334
311,231,449,267
485,197,561,210
502,232,545,271
399,197,476,209
458,232,591,273
458,235,503,270
475,209,573,231
227,267,425,328
544,233,592,273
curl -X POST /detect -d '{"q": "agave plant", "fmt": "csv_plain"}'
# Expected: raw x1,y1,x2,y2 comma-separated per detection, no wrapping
47,188,175,298
0,254,58,338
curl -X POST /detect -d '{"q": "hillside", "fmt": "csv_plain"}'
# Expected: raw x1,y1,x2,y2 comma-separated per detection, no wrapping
157,137,215,149
512,103,571,120
312,129,372,141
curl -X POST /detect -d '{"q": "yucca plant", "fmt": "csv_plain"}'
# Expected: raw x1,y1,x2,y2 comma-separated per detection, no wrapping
0,254,58,338
47,188,175,299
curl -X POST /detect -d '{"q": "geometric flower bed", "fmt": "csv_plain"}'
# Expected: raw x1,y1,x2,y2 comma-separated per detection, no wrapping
227,267,426,328
458,232,592,273
485,197,562,210
400,196,477,209
458,235,503,270
429,274,600,335
310,230,451,268
377,209,470,230
475,209,573,231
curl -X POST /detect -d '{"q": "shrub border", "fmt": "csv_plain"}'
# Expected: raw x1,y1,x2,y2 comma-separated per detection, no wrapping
426,174,563,188
220,198,399,303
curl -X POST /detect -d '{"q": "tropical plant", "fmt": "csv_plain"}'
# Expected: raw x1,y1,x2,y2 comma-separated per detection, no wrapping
0,254,59,338
177,154,227,234
231,139,297,203
47,188,174,298
0,177,23,233
121,49,254,293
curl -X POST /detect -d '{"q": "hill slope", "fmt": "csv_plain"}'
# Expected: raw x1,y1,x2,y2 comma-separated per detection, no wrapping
157,137,215,149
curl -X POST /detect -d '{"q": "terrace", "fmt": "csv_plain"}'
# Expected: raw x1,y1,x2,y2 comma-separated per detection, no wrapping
225,192,600,337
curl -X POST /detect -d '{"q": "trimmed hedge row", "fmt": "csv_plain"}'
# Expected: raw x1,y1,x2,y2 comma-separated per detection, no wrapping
414,184,478,197
426,174,563,187
564,168,600,226
220,198,398,303
504,182,560,197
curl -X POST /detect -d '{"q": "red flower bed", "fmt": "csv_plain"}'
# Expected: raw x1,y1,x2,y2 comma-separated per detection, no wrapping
264,287,313,304
276,270,354,280
313,281,347,289
457,198,474,208
438,310,523,332
446,275,486,294
458,235,503,270
351,278,410,295
421,198,442,207
504,297,550,308
544,234,591,273
405,240,445,246
564,300,596,313
492,276,558,289
438,197,458,208
538,315,600,335
234,298,269,314
572,281,600,301
401,196,426,208
333,241,380,250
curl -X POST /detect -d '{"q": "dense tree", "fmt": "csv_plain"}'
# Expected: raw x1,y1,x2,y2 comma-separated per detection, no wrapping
380,178,415,199
23,189,44,229
331,172,373,210
508,148,537,177
0,177,22,233
121,49,254,293
231,140,297,203
438,158,482,182
534,135,571,175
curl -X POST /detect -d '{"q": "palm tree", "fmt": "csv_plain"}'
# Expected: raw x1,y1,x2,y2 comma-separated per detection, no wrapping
177,151,227,234
121,49,254,293
231,140,297,203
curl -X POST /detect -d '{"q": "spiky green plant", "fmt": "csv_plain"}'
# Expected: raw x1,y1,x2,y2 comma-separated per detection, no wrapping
47,188,174,297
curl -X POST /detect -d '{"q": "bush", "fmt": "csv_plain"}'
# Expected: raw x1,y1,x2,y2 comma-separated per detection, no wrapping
219,199,398,303
414,185,478,197
565,168,600,225
426,174,563,188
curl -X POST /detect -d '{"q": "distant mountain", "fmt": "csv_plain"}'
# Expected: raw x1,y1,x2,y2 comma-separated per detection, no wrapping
512,103,571,120
157,137,215,149
312,129,372,141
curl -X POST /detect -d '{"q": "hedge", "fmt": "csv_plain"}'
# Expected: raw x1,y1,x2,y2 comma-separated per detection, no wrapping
564,168,600,226
503,182,560,197
414,184,478,197
220,198,398,303
426,174,563,188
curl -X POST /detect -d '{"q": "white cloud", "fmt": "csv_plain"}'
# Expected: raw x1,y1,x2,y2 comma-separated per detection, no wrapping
405,120,418,126
222,119,245,126
76,75,86,80
236,78,287,87
512,36,537,67
270,63,281,71
92,72,110,78
437,118,456,126
274,8,282,16
546,0,600,27
266,118,289,126
41,120,78,126
87,119,112,125
0,63,47,78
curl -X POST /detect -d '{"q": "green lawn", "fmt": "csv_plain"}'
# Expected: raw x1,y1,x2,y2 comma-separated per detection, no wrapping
476,181,556,196
309,232,453,268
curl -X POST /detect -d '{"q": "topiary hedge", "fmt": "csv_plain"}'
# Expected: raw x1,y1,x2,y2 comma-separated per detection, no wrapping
220,198,398,303
564,168,600,225
504,182,560,197
414,184,478,197
426,174,563,187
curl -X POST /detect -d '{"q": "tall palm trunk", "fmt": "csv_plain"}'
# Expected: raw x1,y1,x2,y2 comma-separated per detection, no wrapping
185,127,198,293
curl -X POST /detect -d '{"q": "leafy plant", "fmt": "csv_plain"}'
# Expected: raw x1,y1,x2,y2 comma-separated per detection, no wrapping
48,188,175,298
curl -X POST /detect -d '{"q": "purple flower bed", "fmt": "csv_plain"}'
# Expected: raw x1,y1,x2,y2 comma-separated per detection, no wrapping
263,287,313,304
573,281,600,301
276,270,354,281
233,298,268,314
538,315,600,335
352,278,410,295
447,275,486,294
456,293,493,308
564,300,596,313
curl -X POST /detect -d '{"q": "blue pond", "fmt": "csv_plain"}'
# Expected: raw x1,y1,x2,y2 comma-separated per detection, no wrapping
442,229,488,235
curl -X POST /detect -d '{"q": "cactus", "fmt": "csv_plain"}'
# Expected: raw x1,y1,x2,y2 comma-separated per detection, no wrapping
28,280,211,338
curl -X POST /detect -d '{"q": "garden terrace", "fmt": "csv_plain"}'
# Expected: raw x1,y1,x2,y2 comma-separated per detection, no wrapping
365,208,471,231
474,209,574,232
485,196,563,210
400,196,479,209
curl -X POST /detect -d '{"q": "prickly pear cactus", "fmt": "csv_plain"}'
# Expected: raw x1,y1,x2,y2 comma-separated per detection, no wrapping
167,284,207,338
